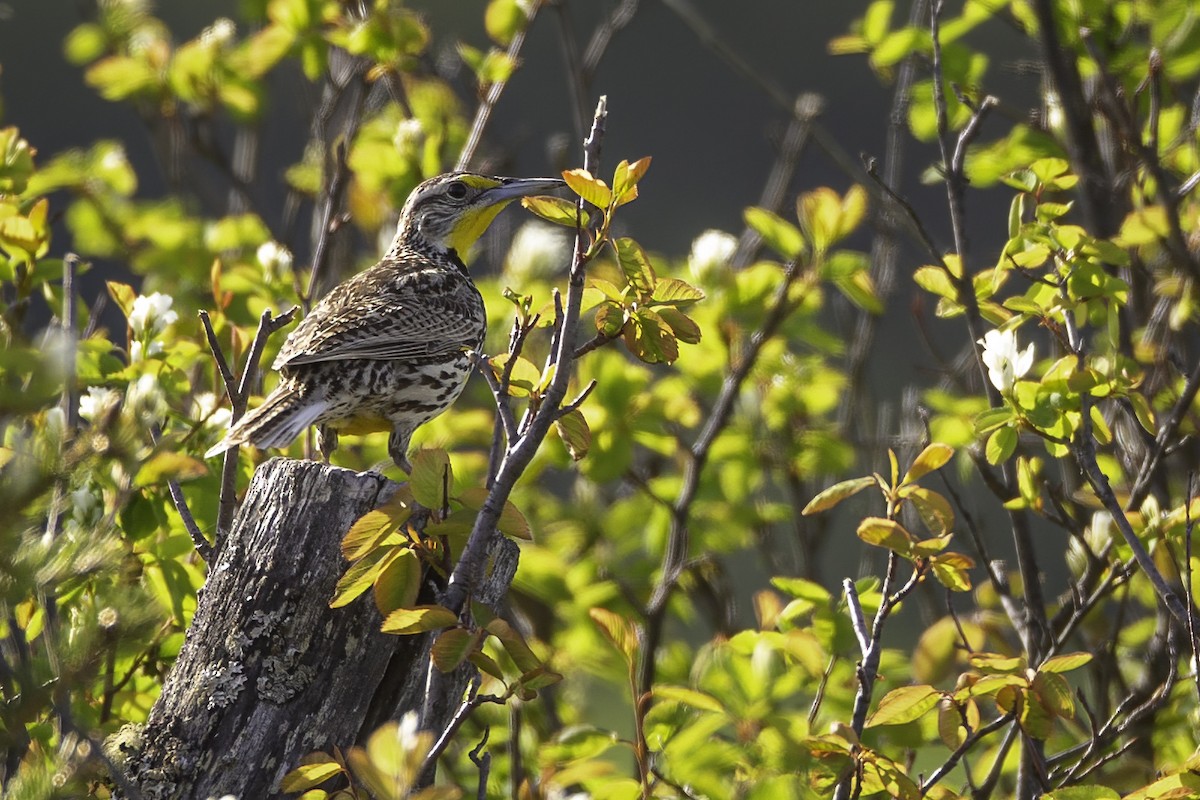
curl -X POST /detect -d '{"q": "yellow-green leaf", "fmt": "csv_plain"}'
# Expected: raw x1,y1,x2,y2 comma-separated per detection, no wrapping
381,604,458,635
985,425,1017,465
279,755,343,792
521,194,582,227
902,443,954,484
744,206,804,260
409,448,452,508
802,476,875,515
1039,652,1092,673
856,516,915,553
107,281,138,318
562,168,612,209
930,552,974,591
373,547,421,616
555,408,590,460
134,452,207,487
613,237,656,294
612,156,651,205
865,684,940,727
906,486,954,537
589,607,637,664
431,628,479,672
653,685,725,714
342,490,414,560
485,616,541,673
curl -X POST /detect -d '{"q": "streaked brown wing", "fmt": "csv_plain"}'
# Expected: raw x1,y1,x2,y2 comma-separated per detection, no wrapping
274,264,483,369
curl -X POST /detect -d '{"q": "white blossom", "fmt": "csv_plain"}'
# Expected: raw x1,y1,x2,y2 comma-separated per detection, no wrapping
201,17,236,48
79,387,121,423
192,391,232,431
256,240,294,281
395,711,420,753
503,221,570,283
393,118,425,152
978,329,1034,393
128,292,178,338
130,339,165,363
126,373,166,426
99,145,128,173
688,228,737,283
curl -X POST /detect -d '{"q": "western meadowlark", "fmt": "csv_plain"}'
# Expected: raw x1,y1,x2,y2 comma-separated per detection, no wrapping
205,172,564,472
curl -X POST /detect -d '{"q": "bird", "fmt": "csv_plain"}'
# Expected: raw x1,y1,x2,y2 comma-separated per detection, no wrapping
204,171,565,472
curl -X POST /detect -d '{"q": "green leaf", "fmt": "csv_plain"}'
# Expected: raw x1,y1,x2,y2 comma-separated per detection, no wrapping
902,443,954,484
985,425,1017,465
968,652,1025,673
279,755,343,792
653,685,725,714
1039,652,1092,673
611,156,651,206
930,552,974,591
331,548,392,609
555,408,590,460
409,448,452,508
624,306,679,364
106,281,138,318
865,684,940,727
613,237,657,294
484,0,528,46
381,604,458,635
650,277,706,306
655,306,702,345
802,476,875,514
1032,670,1074,718
562,168,612,209
744,206,804,260
589,607,637,665
521,194,583,227
484,617,541,673
489,353,541,397
342,490,413,561
134,452,208,488
457,488,532,540
373,548,421,616
975,405,1014,433
1041,787,1121,800
431,628,479,672
770,576,830,603
857,517,915,553
906,486,954,537
518,665,563,692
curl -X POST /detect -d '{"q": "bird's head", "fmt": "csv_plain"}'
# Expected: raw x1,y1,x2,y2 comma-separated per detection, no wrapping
395,172,565,260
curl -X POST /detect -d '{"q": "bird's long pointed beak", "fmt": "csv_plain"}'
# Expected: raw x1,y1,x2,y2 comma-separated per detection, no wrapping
483,176,566,204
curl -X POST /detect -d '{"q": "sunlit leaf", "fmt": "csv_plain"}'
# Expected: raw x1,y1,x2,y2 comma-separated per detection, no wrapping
865,684,940,727
381,604,458,635
802,476,875,515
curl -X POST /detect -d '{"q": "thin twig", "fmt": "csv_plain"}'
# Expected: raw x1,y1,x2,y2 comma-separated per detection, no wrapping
920,713,1014,796
1127,354,1200,509
211,306,297,547
304,140,353,309
456,3,542,171
1185,472,1200,706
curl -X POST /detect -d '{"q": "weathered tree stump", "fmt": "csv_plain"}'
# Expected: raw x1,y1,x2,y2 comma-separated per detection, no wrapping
115,458,517,799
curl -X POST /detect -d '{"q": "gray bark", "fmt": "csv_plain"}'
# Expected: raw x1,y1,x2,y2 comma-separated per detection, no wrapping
112,458,518,799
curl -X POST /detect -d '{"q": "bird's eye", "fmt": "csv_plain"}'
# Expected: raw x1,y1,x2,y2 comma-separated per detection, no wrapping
446,181,468,200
